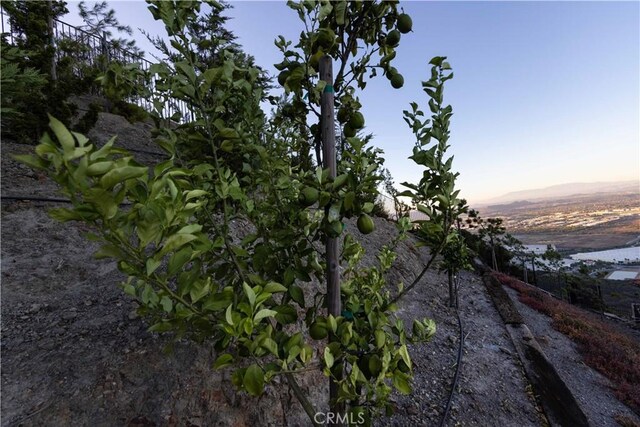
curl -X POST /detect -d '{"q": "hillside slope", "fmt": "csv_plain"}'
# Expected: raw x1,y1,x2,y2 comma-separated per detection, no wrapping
2,113,636,426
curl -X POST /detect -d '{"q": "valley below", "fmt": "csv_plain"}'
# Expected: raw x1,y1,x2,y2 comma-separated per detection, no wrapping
480,192,640,252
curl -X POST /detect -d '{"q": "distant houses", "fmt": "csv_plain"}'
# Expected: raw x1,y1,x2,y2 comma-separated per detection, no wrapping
522,244,555,255
606,270,640,281
570,247,640,264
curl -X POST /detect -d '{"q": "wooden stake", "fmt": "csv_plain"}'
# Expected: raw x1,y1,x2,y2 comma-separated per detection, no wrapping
319,55,343,425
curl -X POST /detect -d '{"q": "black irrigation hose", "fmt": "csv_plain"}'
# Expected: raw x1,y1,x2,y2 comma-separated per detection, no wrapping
6,141,167,158
1,195,132,206
2,195,73,204
439,299,464,427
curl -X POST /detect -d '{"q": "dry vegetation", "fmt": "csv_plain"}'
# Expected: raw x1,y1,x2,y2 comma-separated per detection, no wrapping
492,272,640,415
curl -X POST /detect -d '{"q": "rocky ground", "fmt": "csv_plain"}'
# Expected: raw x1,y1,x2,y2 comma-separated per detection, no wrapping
1,112,635,426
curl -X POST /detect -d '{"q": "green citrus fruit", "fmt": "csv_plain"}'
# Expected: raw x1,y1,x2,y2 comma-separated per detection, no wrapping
357,214,375,234
343,124,356,138
386,67,398,80
397,14,412,34
300,187,319,206
385,30,401,47
348,112,365,130
278,71,289,86
390,73,404,89
337,107,350,123
309,322,328,340
317,28,335,49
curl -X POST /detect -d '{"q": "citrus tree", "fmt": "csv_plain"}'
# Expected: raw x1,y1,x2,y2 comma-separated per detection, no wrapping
395,57,470,306
16,1,471,425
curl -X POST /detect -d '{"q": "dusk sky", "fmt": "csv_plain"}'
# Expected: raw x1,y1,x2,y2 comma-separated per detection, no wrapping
60,1,640,203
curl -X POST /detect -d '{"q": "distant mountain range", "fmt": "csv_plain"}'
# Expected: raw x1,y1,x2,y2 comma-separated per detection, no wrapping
476,180,639,206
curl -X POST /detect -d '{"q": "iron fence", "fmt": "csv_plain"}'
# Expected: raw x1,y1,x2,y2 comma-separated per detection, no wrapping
376,192,428,222
1,7,193,123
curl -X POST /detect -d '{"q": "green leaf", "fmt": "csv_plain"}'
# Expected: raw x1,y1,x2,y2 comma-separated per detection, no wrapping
324,347,334,368
146,257,162,276
263,282,287,293
86,161,115,176
243,364,265,396
100,166,147,188
184,189,208,201
254,308,278,322
189,279,211,303
327,314,337,334
363,202,374,214
49,208,83,222
167,247,192,275
318,1,333,21
375,330,386,349
176,61,197,83
393,371,412,394
159,233,198,256
13,154,46,170
334,0,346,25
219,127,239,139
213,353,234,370
48,115,74,152
94,244,125,260
148,321,174,333
274,305,297,324
398,344,412,369
177,224,202,234
160,296,173,313
260,337,279,356
289,285,305,307
225,304,234,325
243,282,256,307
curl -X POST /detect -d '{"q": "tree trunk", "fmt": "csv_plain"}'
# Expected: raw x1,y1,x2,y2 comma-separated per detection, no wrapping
320,55,343,425
491,245,498,271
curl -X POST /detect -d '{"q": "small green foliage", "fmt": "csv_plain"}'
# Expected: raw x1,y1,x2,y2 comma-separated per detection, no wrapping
15,1,470,425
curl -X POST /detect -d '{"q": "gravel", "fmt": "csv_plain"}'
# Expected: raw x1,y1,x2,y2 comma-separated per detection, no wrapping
2,113,545,426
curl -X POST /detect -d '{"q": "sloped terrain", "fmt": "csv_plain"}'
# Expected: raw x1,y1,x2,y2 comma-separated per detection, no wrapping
3,113,545,426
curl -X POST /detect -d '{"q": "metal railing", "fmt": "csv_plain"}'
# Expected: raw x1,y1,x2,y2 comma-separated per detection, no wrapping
376,192,428,222
1,7,193,123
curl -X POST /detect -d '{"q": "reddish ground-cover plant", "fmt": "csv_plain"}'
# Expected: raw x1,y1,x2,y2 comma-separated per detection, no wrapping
493,272,640,415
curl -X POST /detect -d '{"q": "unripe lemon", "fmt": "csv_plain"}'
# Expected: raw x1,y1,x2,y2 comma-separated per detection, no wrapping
357,214,375,234
390,73,404,89
337,107,350,123
300,187,319,206
278,71,289,86
397,14,412,34
309,322,328,340
317,28,335,49
343,124,356,138
385,30,401,47
348,112,365,130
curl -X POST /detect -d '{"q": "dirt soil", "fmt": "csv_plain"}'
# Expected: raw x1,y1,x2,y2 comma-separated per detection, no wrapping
0,113,563,426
